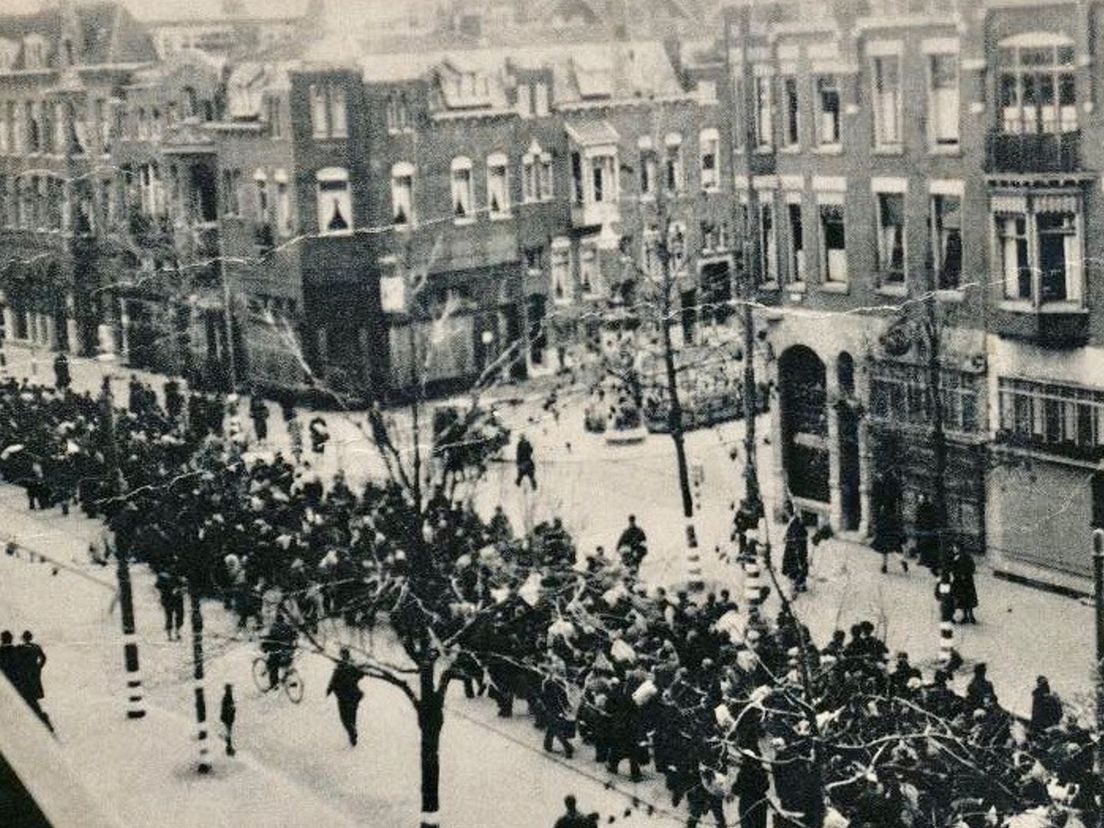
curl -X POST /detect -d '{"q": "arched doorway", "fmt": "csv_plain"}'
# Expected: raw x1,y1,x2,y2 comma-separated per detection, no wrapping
779,345,829,503
837,352,861,531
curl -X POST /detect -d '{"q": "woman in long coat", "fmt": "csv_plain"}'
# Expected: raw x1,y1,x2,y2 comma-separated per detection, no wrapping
950,548,978,623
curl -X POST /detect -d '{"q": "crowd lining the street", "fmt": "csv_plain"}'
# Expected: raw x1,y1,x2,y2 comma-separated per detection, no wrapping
0,367,1099,828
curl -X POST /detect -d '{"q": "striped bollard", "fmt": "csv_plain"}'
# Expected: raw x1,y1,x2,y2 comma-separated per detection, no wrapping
116,553,145,720
938,578,955,665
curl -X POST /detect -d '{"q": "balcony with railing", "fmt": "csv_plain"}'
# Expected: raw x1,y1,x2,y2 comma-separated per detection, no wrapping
985,130,1081,174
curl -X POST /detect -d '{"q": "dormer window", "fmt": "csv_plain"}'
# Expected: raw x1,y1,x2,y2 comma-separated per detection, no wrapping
310,82,347,139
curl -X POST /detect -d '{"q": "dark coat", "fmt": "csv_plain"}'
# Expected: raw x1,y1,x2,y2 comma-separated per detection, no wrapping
782,516,808,579
951,553,978,610
327,661,364,703
1031,686,1062,732
914,499,939,569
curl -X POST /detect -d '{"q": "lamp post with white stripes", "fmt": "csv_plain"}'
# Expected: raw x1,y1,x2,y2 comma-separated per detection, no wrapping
187,577,211,774
1092,527,1104,823
99,374,146,720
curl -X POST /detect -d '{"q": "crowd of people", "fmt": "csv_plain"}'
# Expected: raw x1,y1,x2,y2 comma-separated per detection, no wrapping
0,369,1098,828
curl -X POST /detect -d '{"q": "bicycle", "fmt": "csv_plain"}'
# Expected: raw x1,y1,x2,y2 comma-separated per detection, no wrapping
252,654,304,704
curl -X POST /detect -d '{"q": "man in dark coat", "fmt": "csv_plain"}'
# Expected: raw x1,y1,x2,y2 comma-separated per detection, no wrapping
14,631,51,731
1030,676,1062,735
872,473,908,575
515,434,536,489
164,379,183,422
553,795,593,828
782,505,809,593
250,395,269,443
541,671,575,758
155,570,185,641
53,353,70,391
0,629,17,687
913,493,939,573
326,647,364,746
616,514,647,572
950,548,977,623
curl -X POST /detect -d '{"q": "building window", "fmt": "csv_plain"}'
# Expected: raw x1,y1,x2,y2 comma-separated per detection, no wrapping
451,156,474,220
310,84,328,137
23,36,46,70
570,152,583,205
391,162,414,225
872,55,902,148
275,171,292,236
516,84,531,117
755,75,773,148
486,152,509,216
266,96,283,139
931,194,962,289
53,102,65,154
875,192,906,285
999,40,1076,134
815,75,841,147
782,76,799,148
316,167,352,235
254,170,269,222
310,82,348,139
639,144,656,197
386,92,410,132
871,362,980,434
539,153,553,200
524,245,544,271
787,201,805,283
522,145,551,203
759,200,778,284
699,128,719,191
551,240,571,304
26,101,40,153
580,241,599,297
664,133,683,193
534,82,549,116
591,153,617,203
0,106,7,154
819,202,847,283
928,54,959,147
999,377,1104,458
996,198,1082,305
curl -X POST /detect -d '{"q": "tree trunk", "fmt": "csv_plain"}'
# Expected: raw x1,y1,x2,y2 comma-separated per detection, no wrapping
418,668,443,828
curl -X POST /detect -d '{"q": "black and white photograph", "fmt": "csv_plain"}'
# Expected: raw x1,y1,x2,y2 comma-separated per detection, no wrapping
0,0,1102,826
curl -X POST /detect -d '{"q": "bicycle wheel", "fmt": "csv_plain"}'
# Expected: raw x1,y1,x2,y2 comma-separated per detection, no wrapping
252,656,271,693
283,667,304,704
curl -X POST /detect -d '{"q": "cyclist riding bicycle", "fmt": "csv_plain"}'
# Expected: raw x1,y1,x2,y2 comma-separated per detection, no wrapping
260,612,297,690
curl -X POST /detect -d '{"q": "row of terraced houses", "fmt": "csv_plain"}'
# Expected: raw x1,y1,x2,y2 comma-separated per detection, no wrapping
2,0,1104,588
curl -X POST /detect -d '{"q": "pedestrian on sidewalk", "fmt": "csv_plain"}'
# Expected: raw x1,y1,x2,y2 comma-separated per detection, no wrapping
220,683,237,756
14,631,52,732
515,434,536,490
781,502,809,595
871,472,908,575
326,648,364,746
52,353,70,392
155,570,185,641
913,493,939,574
950,546,978,623
250,395,269,444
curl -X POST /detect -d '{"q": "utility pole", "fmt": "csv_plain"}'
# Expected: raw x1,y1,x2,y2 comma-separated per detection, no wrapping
1092,527,1104,824
101,376,145,720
